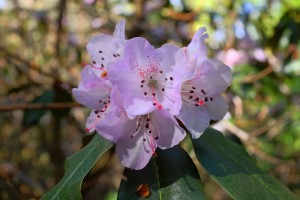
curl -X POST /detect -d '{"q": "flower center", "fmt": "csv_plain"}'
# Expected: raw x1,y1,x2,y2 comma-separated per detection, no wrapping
147,79,158,89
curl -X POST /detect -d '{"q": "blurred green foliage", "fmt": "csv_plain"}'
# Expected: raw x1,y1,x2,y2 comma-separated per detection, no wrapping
0,0,299,199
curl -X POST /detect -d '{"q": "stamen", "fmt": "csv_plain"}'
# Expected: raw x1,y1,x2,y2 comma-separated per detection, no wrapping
91,65,102,70
151,87,162,110
101,70,108,78
197,100,204,106
149,134,157,157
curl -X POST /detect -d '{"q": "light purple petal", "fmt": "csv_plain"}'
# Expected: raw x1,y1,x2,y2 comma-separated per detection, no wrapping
85,111,98,133
191,73,229,97
72,87,110,110
86,34,124,76
72,66,111,109
115,117,153,170
187,27,208,59
177,102,210,139
197,58,231,84
155,84,182,115
108,37,183,116
113,19,126,40
157,44,196,84
209,59,232,85
107,38,157,116
95,88,129,142
151,109,186,149
205,95,228,120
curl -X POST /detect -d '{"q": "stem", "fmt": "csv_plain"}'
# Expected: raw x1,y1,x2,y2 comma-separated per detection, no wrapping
153,156,162,200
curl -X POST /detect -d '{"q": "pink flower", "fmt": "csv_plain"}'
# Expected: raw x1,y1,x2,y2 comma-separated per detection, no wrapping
86,20,126,78
176,28,232,139
72,65,115,132
72,21,232,170
97,107,186,170
107,37,185,116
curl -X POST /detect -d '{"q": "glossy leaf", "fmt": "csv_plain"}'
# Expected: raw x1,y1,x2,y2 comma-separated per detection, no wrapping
118,145,205,200
42,134,113,200
192,128,298,200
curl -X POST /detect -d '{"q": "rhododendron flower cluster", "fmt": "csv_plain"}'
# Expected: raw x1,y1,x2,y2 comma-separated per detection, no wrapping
72,20,232,170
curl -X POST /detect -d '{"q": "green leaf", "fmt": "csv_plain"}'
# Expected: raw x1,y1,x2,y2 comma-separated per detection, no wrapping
118,145,205,200
42,134,113,200
22,90,55,126
192,128,298,200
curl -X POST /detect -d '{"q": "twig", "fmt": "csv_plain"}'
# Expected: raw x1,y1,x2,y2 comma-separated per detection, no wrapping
0,102,81,112
0,45,57,79
221,120,283,165
221,120,253,143
242,65,273,83
55,0,67,62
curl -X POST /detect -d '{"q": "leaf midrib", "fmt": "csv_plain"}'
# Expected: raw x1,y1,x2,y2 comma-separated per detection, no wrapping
48,138,104,200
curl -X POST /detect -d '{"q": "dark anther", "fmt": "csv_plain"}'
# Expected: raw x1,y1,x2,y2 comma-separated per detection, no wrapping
141,80,145,83
143,138,146,141
189,90,194,93
145,124,149,128
99,50,103,53
144,92,147,96
170,77,173,80
160,70,163,74
130,135,134,138
210,97,213,101
92,61,96,64
101,57,104,60
161,88,165,92
140,85,144,88
153,103,156,106
188,96,193,99
192,86,196,89
113,54,117,57
155,136,159,140
152,93,155,96
205,97,208,102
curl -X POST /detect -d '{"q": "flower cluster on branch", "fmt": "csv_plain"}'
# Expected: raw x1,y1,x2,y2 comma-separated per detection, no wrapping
72,20,232,170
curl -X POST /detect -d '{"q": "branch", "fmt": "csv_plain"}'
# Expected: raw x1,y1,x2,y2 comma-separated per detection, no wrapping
0,102,81,112
0,45,57,79
55,0,67,61
221,120,283,165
